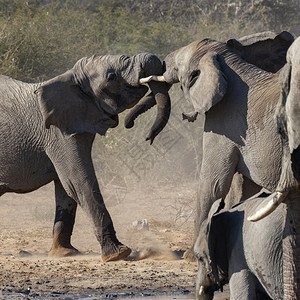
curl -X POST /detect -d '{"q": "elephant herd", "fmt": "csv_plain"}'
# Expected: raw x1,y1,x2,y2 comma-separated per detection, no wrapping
0,30,299,299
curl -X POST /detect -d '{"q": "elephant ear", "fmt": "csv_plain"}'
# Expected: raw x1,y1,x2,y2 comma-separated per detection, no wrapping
35,70,113,136
227,31,294,73
207,199,228,285
189,51,227,113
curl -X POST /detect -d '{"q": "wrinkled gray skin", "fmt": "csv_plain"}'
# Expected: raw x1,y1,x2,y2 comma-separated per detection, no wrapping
194,193,283,300
124,31,295,295
276,36,300,190
125,31,293,243
164,32,298,298
0,53,170,261
125,31,293,129
271,36,300,298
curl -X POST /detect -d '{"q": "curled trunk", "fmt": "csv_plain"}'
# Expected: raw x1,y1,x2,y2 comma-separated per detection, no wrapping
124,93,156,129
127,53,171,144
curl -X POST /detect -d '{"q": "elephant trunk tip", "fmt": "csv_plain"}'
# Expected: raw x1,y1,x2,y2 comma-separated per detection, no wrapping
124,119,134,129
146,135,154,145
145,106,171,145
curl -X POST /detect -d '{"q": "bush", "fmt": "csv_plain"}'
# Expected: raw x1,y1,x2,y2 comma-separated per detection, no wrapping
0,0,194,81
1,0,297,82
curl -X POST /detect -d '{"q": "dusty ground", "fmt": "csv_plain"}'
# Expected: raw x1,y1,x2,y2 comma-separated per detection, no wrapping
0,183,229,299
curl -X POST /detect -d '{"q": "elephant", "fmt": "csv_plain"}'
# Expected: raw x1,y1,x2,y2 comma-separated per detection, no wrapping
248,36,300,298
194,192,283,300
124,31,294,242
0,52,170,262
124,31,297,293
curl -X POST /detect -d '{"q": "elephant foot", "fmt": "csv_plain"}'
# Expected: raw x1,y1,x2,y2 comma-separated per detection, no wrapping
183,248,197,262
48,245,80,257
49,231,80,257
101,244,131,262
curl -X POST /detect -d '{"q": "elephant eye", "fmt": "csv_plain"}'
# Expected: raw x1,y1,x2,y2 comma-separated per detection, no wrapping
107,73,117,81
189,70,200,88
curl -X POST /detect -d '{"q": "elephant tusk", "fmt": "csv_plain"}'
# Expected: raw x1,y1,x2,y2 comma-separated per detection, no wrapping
199,286,205,295
139,75,166,84
247,191,288,222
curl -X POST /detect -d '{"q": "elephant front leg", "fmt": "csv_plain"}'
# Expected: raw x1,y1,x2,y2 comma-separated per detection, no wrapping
48,179,79,257
89,198,131,262
47,134,131,262
60,177,131,262
184,145,239,262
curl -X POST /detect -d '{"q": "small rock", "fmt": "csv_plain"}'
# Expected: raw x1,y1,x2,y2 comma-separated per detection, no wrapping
131,219,149,231
19,250,32,257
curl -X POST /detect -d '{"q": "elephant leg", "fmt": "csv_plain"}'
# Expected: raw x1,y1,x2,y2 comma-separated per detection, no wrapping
47,134,131,262
184,147,239,261
48,179,79,257
195,148,240,239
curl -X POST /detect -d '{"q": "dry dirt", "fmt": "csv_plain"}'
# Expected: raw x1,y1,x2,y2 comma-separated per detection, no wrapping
0,182,229,299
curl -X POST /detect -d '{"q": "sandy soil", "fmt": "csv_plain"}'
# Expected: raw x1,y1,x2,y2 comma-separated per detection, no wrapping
0,183,229,299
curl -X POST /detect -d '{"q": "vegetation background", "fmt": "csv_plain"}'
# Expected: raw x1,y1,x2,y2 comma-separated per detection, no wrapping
0,0,299,206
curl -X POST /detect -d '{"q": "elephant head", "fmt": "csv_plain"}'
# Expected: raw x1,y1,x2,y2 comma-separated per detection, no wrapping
194,198,228,300
124,31,293,131
35,53,170,142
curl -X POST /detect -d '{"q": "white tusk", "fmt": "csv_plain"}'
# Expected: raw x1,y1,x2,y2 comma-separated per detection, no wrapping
152,75,166,82
247,191,288,222
199,285,205,295
139,76,154,84
139,75,166,84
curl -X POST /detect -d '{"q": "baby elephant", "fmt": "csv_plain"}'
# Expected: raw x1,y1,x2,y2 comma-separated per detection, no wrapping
194,192,283,300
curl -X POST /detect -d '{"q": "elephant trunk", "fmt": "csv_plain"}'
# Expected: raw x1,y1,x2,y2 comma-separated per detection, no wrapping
195,273,216,300
126,53,171,144
145,80,171,144
124,93,157,129
125,82,171,145
124,52,179,143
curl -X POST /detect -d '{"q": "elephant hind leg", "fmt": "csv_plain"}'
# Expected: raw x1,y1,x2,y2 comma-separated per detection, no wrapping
49,221,80,257
48,180,79,257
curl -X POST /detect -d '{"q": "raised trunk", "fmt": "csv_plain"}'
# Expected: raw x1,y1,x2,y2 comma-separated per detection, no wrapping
282,190,300,299
124,93,156,129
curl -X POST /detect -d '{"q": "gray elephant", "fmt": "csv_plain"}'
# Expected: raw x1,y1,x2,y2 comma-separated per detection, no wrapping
248,36,300,298
194,193,283,300
0,53,170,262
125,31,293,242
